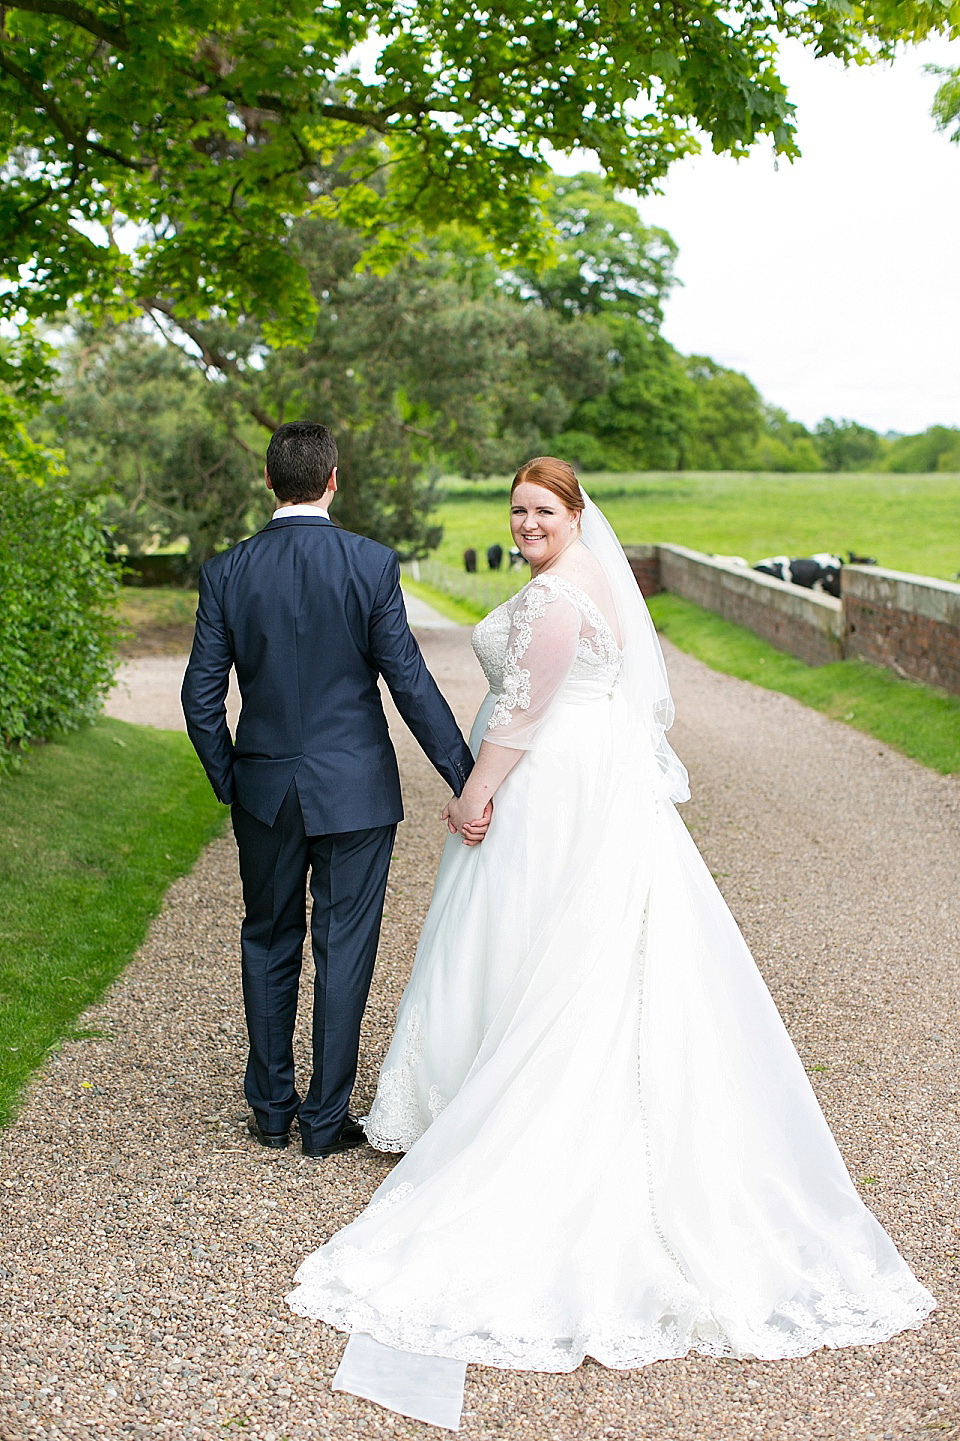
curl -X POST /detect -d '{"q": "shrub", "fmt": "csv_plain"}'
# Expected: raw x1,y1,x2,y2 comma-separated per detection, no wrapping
884,426,960,474
0,403,120,771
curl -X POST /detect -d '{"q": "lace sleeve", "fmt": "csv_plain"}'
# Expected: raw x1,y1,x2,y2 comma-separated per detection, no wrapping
484,578,581,750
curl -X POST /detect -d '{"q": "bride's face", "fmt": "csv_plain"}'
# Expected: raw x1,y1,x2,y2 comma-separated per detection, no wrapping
510,482,578,571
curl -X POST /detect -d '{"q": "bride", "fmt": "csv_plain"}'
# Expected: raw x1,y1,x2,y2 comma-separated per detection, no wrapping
288,457,934,1425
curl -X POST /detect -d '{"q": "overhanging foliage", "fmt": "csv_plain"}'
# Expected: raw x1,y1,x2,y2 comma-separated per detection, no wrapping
2,1,957,345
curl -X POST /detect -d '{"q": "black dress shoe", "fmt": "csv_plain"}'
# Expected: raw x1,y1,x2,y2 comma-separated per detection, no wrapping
246,1114,291,1149
302,1115,367,1159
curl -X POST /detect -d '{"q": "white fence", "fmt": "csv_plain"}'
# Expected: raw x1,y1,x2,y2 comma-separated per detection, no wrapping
408,558,529,612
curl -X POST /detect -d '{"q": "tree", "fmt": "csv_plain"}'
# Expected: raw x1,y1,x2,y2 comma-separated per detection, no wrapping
254,219,610,553
750,408,823,472
814,417,885,471
502,172,679,329
2,1,955,350
44,326,266,568
682,357,766,470
40,217,611,559
884,425,960,473
475,171,691,470
559,320,696,471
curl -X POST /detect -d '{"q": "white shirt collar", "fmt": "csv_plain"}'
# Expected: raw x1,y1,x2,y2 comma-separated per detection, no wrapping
270,504,332,521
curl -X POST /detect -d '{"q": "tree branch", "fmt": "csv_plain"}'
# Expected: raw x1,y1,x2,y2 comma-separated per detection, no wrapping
6,0,128,49
0,46,148,169
0,47,84,145
318,101,391,131
6,176,56,218
229,428,265,462
141,297,280,432
197,448,233,483
212,87,428,135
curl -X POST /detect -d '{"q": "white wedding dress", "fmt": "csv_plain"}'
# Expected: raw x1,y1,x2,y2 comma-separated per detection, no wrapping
288,496,933,1415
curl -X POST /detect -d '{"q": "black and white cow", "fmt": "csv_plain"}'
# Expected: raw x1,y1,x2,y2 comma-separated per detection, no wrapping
753,553,844,598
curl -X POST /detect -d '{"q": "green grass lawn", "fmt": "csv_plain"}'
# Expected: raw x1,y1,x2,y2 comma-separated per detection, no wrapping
0,718,227,1124
403,577,489,625
117,585,199,656
119,586,198,629
649,593,960,775
433,471,960,581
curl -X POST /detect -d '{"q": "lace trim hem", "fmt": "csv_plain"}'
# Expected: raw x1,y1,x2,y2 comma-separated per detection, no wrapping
287,1276,936,1374
359,1130,413,1154
362,1004,434,1153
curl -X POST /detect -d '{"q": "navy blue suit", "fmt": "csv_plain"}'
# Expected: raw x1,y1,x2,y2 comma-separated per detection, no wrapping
181,512,473,1146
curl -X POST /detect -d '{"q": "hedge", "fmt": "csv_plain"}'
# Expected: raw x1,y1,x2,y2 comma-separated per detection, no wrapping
0,406,120,772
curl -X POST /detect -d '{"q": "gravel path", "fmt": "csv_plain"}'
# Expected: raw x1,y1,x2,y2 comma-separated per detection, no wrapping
2,611,959,1441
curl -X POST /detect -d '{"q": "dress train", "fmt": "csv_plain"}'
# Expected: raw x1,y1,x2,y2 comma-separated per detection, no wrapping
288,677,934,1373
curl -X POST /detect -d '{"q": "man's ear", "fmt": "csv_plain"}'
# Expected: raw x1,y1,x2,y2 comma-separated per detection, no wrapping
264,465,274,493
328,467,338,494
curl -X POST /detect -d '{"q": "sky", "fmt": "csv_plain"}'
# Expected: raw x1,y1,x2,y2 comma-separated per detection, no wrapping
600,38,960,436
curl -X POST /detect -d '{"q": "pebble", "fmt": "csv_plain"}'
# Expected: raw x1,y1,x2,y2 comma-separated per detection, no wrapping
1,625,958,1440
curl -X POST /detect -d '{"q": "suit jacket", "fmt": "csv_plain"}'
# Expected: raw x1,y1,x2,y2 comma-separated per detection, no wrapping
181,513,473,833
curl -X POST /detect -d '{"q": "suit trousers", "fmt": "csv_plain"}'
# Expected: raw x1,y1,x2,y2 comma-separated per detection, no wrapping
231,781,396,1148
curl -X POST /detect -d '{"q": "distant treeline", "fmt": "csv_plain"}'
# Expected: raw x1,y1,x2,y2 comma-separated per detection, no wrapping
36,173,960,568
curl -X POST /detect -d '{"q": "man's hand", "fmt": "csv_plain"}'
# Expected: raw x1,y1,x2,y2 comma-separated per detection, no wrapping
442,796,494,845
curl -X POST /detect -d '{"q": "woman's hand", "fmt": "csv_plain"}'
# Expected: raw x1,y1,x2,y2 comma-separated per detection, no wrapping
442,796,494,845
441,741,520,845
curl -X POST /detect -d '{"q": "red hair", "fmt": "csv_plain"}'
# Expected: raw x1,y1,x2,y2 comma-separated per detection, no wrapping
511,457,584,513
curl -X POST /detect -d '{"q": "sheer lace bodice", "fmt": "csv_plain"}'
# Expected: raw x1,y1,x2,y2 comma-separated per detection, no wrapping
471,573,622,749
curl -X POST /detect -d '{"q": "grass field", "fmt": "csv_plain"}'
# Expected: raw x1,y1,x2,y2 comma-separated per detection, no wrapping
0,719,227,1124
434,471,960,581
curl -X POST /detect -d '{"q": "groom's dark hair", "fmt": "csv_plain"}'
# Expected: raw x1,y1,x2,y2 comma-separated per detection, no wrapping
266,422,338,503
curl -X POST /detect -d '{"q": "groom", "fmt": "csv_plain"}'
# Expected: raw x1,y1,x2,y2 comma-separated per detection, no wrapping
181,421,480,1158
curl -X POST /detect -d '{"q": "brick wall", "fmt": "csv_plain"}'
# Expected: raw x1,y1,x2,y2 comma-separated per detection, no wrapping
622,544,662,597
842,565,960,693
621,542,960,691
655,545,844,667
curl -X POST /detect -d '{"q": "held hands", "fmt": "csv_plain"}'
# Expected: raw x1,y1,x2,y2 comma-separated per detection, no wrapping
442,795,494,845
442,741,514,845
